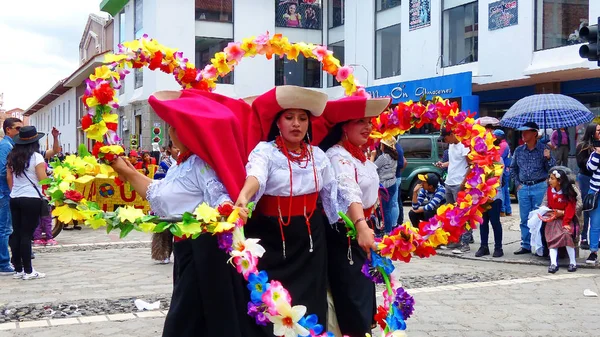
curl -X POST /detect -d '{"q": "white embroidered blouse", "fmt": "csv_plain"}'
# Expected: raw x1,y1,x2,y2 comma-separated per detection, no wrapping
146,154,231,217
326,145,380,213
246,141,339,224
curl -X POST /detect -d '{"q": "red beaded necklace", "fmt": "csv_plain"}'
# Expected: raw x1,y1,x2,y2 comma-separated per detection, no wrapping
342,138,367,163
275,135,319,258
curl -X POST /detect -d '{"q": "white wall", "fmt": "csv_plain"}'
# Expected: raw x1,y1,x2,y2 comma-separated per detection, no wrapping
28,88,77,153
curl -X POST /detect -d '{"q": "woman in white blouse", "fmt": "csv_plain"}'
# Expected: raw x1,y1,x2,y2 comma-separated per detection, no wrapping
315,96,391,336
111,90,256,337
235,86,338,332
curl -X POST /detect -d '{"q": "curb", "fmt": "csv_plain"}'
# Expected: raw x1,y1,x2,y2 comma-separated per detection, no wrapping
436,250,600,269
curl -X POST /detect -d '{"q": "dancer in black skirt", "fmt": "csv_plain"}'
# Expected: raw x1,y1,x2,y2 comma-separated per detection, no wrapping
236,86,339,334
111,90,256,337
314,96,391,336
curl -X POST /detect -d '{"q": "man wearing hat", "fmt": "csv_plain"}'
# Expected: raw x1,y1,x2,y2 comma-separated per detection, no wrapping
493,129,512,217
409,173,446,227
511,121,556,255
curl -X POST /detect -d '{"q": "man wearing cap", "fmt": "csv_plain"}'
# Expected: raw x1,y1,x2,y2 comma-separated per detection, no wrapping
511,121,556,255
493,129,512,216
439,128,473,253
410,173,446,227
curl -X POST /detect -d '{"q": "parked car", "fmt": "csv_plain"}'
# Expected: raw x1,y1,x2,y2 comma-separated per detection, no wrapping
398,133,447,200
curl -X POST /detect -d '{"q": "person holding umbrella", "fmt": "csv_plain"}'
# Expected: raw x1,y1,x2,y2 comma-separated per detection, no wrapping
511,122,556,255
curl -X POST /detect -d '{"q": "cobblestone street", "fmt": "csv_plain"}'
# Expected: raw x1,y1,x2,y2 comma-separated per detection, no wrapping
1,210,599,337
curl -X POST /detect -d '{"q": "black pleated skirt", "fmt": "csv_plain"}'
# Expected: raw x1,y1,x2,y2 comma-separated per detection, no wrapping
244,211,328,335
162,236,259,337
326,221,375,336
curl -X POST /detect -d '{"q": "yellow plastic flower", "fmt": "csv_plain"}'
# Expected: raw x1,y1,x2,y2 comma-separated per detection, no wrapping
86,121,108,142
86,218,107,230
193,203,219,223
53,205,85,224
180,222,202,236
90,65,114,81
286,44,301,61
211,52,230,75
139,222,157,233
99,145,124,155
118,206,146,224
240,37,258,57
427,228,450,248
102,113,119,124
213,221,235,234
104,54,129,63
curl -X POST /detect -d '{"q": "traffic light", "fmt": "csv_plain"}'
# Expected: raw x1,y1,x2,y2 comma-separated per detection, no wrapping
579,17,600,65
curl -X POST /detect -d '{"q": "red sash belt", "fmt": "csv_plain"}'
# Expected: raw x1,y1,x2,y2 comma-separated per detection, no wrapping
257,193,319,219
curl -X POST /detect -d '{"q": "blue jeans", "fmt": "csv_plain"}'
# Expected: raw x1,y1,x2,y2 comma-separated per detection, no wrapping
577,174,591,241
517,182,547,250
391,178,403,225
501,177,512,214
0,193,13,270
382,182,398,234
589,189,600,253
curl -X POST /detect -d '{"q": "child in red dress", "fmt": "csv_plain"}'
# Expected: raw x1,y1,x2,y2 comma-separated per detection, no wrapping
544,169,578,273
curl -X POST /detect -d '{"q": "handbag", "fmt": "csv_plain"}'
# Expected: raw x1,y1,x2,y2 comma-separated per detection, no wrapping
23,171,50,217
583,192,599,212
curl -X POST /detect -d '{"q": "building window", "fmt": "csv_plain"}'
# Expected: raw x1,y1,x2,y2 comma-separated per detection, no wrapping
328,40,344,87
195,37,234,84
135,68,143,89
275,0,322,30
119,81,125,95
328,0,344,28
134,0,143,39
63,103,66,125
195,0,233,22
442,1,478,67
535,0,589,51
375,24,401,79
377,0,401,11
58,105,61,126
68,100,70,124
119,11,126,43
275,54,322,88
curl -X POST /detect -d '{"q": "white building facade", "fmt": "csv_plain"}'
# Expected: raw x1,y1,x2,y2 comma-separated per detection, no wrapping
100,0,600,150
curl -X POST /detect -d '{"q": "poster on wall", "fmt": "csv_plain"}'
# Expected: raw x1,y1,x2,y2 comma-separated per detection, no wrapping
409,0,431,31
488,0,518,31
275,0,322,30
151,122,162,145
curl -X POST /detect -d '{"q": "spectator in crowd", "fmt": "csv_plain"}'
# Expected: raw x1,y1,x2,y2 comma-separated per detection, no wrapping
7,126,48,280
511,122,556,255
128,150,140,167
409,173,445,227
439,128,472,254
154,141,179,180
476,156,505,258
494,130,512,216
584,137,600,264
393,137,407,226
373,138,398,234
0,117,22,275
551,128,570,166
575,123,598,250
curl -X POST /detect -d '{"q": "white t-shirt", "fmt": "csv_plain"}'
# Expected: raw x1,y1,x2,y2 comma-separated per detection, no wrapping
445,143,470,186
10,152,45,199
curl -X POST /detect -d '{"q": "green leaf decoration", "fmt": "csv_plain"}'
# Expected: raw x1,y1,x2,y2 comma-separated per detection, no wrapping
170,224,183,237
338,212,357,240
39,178,53,186
78,143,91,157
119,223,135,238
154,222,171,233
141,215,158,223
182,212,199,225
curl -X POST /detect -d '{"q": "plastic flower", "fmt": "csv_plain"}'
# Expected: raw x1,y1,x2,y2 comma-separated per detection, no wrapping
374,305,389,330
52,205,85,224
247,270,270,304
385,306,406,331
248,302,269,326
298,314,323,335
240,37,258,57
371,251,395,275
86,121,108,142
312,45,330,61
81,115,93,131
266,301,309,337
395,287,415,320
202,64,218,79
262,280,292,315
85,217,107,230
193,203,220,223
233,251,258,280
217,232,233,253
64,190,84,203
93,83,115,105
335,66,353,82
138,222,156,233
224,42,245,63
231,227,266,258
361,260,384,284
118,206,145,223
211,52,230,75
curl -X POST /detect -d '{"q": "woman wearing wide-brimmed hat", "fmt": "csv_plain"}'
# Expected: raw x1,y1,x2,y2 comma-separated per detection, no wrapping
235,86,339,333
110,89,258,337
7,126,49,280
313,96,391,336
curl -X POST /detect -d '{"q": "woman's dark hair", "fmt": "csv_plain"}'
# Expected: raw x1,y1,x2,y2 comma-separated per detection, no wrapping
319,122,344,152
266,110,313,143
7,141,41,176
382,143,399,161
580,123,598,151
551,169,578,202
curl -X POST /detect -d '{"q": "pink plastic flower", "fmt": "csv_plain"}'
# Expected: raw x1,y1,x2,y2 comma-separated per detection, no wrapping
202,64,218,79
233,251,258,280
262,280,292,315
313,45,331,61
224,42,245,63
335,66,353,82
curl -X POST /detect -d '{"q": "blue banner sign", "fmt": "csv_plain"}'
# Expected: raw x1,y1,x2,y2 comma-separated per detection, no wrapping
366,72,472,104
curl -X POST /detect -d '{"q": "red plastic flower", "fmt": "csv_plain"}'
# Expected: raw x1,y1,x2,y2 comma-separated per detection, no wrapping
218,203,234,217
81,114,93,131
106,122,118,132
192,80,210,91
93,83,115,105
64,190,84,203
92,141,105,157
374,305,388,330
148,51,163,70
180,67,198,84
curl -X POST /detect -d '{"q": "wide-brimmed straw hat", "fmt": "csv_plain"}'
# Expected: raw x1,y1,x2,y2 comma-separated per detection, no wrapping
381,137,396,149
148,89,252,200
13,126,45,145
312,96,391,145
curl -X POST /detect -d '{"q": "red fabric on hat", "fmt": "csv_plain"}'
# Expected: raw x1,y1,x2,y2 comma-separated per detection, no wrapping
247,87,283,153
312,96,369,145
148,90,249,201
